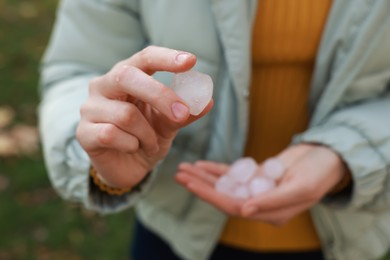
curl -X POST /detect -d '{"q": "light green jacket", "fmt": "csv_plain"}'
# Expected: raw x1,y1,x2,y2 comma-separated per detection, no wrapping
39,0,390,259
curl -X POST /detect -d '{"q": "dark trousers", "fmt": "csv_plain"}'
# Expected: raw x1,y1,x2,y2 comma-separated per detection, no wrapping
131,219,324,260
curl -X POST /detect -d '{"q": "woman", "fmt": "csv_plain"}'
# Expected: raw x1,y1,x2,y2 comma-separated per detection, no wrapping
39,1,390,259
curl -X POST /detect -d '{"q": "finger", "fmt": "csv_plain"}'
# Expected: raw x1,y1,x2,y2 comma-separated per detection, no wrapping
274,144,314,168
77,122,139,155
252,144,313,181
241,173,313,213
94,66,190,123
175,172,242,216
127,46,197,75
243,201,313,226
181,99,214,127
175,171,192,186
243,145,317,210
242,148,331,212
177,162,218,185
80,98,159,156
153,99,214,140
193,159,229,177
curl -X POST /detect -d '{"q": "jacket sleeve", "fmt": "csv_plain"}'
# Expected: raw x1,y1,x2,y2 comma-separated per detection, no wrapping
38,0,150,214
295,1,390,212
294,94,390,211
294,13,390,211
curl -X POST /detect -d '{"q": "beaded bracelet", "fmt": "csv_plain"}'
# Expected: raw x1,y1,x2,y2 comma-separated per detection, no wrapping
89,166,132,196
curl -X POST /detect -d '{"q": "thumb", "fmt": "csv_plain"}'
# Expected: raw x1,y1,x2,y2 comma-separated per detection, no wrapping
156,99,214,139
182,99,214,127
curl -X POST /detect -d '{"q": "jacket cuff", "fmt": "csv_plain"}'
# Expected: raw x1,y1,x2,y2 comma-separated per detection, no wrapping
87,168,153,214
293,123,387,209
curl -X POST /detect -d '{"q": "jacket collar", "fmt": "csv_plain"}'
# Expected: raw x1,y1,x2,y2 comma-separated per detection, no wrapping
210,0,257,96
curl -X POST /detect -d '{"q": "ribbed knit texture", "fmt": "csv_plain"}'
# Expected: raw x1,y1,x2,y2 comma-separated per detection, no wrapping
219,0,333,251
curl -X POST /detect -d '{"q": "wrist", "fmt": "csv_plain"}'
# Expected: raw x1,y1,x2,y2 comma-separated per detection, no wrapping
328,167,352,195
303,142,353,195
89,166,132,196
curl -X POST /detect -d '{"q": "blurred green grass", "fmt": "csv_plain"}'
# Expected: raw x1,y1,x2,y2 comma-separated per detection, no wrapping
0,1,134,259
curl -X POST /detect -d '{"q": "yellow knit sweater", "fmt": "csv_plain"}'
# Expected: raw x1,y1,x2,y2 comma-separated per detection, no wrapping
219,0,333,252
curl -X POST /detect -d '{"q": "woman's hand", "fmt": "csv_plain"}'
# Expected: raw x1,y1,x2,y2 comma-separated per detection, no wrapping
76,46,213,189
176,144,347,225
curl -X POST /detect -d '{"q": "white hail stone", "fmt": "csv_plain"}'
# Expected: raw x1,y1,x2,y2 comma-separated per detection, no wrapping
227,157,258,184
215,175,237,195
170,70,213,116
263,158,286,180
232,185,251,200
249,176,276,196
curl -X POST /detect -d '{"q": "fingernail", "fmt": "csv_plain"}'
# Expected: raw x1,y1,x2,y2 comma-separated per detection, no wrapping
171,102,189,120
175,52,191,64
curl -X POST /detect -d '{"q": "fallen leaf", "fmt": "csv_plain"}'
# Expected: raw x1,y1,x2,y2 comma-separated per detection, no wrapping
0,174,10,192
16,188,57,206
10,124,40,155
91,218,108,236
35,246,83,260
81,208,97,219
11,241,28,259
0,106,15,129
68,229,85,246
0,251,12,260
18,2,39,19
0,133,18,156
32,227,49,243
